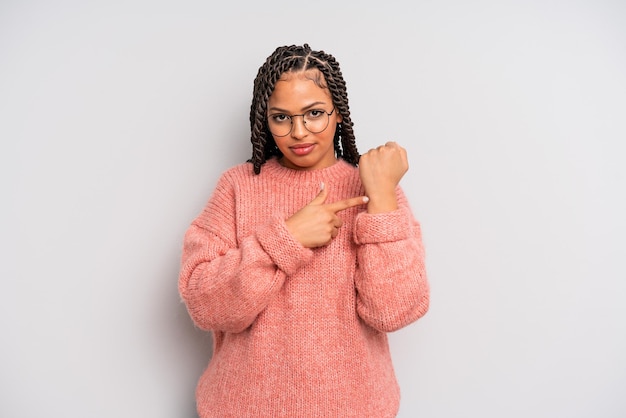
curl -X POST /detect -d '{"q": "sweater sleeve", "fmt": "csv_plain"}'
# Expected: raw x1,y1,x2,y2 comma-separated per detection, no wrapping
353,187,430,332
178,173,313,333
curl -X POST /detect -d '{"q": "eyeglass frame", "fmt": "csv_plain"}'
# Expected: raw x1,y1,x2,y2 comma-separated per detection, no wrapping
266,107,336,137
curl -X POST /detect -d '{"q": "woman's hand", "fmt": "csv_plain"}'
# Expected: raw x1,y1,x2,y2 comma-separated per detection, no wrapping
358,141,409,213
285,184,369,248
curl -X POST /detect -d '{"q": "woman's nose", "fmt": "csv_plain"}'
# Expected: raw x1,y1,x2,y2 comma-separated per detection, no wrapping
290,115,308,139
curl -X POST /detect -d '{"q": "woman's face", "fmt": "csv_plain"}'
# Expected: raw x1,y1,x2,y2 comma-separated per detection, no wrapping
267,69,342,171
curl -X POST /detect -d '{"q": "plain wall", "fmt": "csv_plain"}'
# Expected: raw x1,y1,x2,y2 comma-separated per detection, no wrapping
1,1,625,417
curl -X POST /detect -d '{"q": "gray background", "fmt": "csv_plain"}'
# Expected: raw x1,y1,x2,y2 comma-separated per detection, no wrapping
1,0,625,417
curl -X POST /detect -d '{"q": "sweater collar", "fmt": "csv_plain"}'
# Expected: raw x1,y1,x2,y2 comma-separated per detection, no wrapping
262,157,356,184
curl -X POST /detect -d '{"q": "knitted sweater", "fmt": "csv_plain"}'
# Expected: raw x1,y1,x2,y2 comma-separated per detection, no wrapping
179,158,429,418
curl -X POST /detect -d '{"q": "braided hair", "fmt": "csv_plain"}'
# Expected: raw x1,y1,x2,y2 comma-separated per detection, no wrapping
248,44,359,174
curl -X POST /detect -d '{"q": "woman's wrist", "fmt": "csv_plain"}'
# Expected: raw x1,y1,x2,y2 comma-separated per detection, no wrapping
365,191,398,214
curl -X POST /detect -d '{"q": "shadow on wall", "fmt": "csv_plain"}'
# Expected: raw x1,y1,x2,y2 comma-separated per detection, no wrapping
153,252,214,417
177,301,214,418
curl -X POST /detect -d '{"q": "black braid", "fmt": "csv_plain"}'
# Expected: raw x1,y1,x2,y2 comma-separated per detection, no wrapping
248,44,360,174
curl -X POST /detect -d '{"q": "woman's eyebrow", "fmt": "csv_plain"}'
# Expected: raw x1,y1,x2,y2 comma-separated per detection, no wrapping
268,101,327,113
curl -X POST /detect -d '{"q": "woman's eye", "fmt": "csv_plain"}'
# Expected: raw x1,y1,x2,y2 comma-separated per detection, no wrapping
307,110,324,118
272,114,289,123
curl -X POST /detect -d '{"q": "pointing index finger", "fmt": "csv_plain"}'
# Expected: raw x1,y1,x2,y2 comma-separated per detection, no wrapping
326,195,370,213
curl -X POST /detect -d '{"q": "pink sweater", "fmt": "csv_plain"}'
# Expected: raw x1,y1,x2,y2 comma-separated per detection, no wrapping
179,158,429,417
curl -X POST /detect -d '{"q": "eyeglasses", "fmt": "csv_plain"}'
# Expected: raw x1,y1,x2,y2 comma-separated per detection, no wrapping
267,107,335,137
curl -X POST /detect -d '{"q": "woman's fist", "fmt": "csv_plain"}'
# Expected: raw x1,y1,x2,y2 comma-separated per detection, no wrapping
358,141,409,213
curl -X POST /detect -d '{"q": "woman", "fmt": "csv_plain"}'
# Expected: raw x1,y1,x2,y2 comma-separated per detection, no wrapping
179,43,429,417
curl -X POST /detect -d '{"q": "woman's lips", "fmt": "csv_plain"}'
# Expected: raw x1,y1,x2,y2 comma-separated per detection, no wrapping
290,144,315,156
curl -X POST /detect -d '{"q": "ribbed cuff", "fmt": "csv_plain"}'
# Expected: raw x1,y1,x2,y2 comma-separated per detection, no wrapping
256,214,313,275
353,207,412,244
